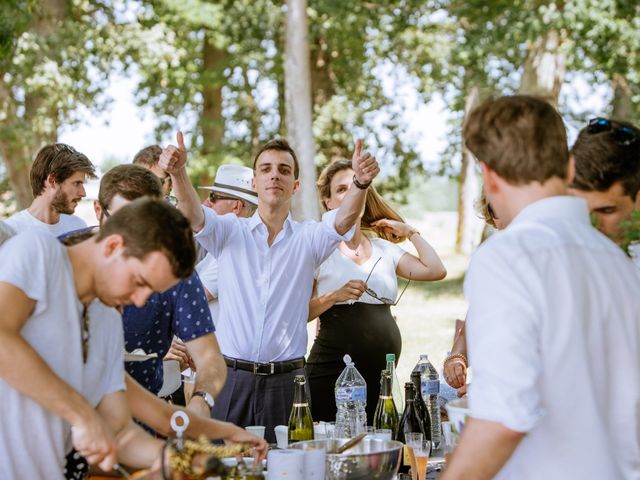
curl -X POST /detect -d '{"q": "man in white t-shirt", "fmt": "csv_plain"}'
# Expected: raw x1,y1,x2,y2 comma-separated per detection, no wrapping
4,143,95,235
196,164,258,320
442,96,640,480
0,198,197,478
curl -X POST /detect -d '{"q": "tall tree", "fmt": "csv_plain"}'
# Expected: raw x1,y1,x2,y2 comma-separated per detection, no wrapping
284,0,319,220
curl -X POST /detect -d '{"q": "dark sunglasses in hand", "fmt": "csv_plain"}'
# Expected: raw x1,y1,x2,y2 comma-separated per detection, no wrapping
364,257,412,306
587,117,638,146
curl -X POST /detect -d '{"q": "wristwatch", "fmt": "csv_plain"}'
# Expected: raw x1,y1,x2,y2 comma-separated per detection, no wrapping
192,390,214,411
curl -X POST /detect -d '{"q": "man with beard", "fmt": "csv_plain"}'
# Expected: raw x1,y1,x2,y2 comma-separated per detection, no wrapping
4,143,95,235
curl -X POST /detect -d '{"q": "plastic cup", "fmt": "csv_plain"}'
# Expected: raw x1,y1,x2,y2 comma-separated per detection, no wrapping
245,425,266,439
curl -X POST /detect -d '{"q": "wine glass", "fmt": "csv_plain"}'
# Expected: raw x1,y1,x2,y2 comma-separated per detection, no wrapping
412,440,431,480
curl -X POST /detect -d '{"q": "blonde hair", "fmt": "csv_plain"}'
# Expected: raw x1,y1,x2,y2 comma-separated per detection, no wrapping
317,160,407,243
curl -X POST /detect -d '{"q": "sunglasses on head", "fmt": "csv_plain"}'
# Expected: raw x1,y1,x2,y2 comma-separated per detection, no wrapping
363,257,412,306
587,118,638,146
209,192,239,202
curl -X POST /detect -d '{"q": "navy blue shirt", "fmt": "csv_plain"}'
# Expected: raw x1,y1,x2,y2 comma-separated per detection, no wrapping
124,271,215,394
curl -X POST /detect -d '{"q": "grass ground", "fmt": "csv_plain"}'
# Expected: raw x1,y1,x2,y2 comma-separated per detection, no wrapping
306,212,469,389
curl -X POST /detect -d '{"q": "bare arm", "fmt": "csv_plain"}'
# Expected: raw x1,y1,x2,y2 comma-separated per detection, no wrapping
308,279,367,321
334,139,380,235
159,131,205,232
185,333,227,415
441,417,524,480
96,391,163,469
444,323,468,389
0,282,117,470
124,374,268,461
370,220,447,281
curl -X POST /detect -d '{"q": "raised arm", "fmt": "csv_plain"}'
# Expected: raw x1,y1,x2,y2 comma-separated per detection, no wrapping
334,139,380,235
159,131,205,232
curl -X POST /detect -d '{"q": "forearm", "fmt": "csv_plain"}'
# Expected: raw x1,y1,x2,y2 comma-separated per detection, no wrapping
334,185,367,235
308,292,336,321
441,418,524,480
125,374,243,441
451,325,467,357
409,232,447,280
115,422,163,469
191,354,227,399
171,167,205,232
0,331,95,427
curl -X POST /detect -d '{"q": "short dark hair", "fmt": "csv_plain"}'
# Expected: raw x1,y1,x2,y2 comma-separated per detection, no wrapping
132,145,162,167
253,139,300,179
99,164,162,209
96,198,195,280
30,144,96,197
464,95,568,184
570,118,640,199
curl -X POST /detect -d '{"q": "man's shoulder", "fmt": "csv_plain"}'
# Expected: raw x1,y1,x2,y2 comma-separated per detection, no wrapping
3,209,30,229
59,214,87,229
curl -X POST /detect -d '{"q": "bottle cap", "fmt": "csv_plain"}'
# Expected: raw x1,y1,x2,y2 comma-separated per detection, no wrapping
386,353,395,362
343,354,353,365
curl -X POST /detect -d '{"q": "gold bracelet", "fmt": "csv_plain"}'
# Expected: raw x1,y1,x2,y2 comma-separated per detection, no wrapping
444,353,467,367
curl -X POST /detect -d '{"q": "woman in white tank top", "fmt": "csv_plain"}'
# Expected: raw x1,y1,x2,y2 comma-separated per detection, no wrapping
305,159,447,425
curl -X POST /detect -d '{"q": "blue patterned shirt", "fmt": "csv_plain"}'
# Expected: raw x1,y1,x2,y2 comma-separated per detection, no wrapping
124,271,215,394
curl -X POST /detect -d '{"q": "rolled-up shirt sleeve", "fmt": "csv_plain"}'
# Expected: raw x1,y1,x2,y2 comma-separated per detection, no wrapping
307,209,356,267
465,246,546,433
194,206,237,258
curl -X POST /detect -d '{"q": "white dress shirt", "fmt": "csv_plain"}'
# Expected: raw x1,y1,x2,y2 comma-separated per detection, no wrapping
195,253,220,322
465,196,640,480
195,207,354,362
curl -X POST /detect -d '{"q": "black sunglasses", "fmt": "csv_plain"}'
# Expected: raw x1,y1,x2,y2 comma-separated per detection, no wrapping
587,118,638,146
363,257,411,306
209,192,239,202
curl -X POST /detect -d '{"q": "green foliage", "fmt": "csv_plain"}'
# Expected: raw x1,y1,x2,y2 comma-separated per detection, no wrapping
619,209,640,257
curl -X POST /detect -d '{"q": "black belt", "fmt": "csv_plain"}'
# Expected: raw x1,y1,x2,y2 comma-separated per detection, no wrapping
224,355,305,376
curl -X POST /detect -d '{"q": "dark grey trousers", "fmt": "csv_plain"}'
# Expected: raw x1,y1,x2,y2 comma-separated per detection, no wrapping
211,366,306,443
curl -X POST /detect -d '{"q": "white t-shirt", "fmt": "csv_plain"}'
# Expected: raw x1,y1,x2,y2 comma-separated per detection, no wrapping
5,209,87,236
0,230,85,479
196,253,220,320
315,237,407,304
465,197,640,479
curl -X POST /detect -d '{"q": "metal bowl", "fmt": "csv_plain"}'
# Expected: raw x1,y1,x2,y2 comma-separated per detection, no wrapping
289,438,402,480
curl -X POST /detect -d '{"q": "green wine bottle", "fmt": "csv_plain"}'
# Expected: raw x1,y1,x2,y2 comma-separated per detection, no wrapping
373,369,399,439
288,375,314,443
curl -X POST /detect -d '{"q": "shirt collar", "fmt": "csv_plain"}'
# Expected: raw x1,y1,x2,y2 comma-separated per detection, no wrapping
510,195,591,228
248,210,295,233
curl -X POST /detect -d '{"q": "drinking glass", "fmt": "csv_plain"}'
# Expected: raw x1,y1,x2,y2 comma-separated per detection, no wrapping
374,428,392,441
412,440,431,480
405,432,423,448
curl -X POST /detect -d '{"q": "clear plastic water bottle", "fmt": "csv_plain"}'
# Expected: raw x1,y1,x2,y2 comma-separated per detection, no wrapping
413,353,441,448
335,354,367,438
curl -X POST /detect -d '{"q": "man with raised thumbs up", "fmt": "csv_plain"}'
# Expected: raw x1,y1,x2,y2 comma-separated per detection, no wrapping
160,133,379,441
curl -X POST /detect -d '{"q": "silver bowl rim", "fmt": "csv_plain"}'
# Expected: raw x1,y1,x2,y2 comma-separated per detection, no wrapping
289,438,403,456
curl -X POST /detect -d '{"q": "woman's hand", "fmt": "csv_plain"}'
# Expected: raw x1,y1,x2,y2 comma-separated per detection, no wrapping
371,218,416,238
164,338,195,371
456,384,468,397
443,356,467,389
330,280,367,303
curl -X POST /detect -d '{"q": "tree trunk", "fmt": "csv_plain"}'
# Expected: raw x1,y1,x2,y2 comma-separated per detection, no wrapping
455,85,484,255
200,32,225,157
310,33,335,107
285,0,320,221
518,30,565,106
241,67,260,159
611,74,632,121
0,0,67,210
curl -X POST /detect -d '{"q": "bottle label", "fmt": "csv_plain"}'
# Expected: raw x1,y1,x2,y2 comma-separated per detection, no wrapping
403,444,412,466
421,379,440,397
336,386,366,402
